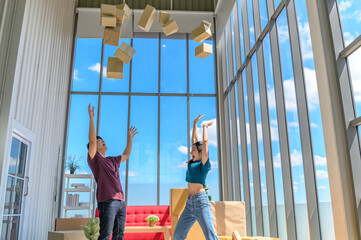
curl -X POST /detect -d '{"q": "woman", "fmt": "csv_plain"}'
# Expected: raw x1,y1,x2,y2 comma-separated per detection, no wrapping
173,115,219,240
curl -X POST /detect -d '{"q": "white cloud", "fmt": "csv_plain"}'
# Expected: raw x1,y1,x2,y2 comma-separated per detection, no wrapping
273,150,326,168
88,63,106,77
348,45,361,103
73,69,84,81
318,185,327,190
339,0,353,12
122,171,139,177
311,122,318,128
277,24,289,44
287,121,299,128
297,21,314,61
316,170,328,179
177,145,188,155
263,189,267,193
190,119,217,147
293,185,299,192
174,161,188,170
314,155,327,166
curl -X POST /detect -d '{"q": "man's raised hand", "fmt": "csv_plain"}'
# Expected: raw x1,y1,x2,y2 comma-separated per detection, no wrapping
128,126,138,139
88,104,95,119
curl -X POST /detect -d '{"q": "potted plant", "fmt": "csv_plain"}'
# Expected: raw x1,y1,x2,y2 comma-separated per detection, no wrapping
145,215,159,227
65,155,83,174
81,218,99,240
205,184,212,201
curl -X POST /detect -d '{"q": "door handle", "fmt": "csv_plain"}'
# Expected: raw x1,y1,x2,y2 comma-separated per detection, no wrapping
24,176,29,196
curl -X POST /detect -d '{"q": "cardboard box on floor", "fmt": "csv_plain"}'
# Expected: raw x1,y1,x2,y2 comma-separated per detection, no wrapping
137,4,157,32
48,230,87,240
170,188,246,240
55,218,92,231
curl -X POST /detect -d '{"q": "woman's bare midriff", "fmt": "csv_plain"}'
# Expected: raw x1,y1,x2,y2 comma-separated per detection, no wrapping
188,182,205,196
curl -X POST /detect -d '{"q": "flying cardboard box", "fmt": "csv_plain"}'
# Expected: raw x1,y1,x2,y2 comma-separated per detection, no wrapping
116,9,126,24
159,11,170,24
101,4,116,16
117,3,131,19
137,4,157,32
107,57,124,79
101,15,116,27
162,20,178,36
192,22,212,43
103,25,121,46
195,43,213,58
114,41,136,64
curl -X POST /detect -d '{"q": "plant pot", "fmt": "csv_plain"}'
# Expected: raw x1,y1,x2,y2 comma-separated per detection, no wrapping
70,170,75,174
149,221,157,227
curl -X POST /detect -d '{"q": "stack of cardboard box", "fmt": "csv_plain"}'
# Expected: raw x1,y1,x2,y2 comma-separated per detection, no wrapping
192,20,213,58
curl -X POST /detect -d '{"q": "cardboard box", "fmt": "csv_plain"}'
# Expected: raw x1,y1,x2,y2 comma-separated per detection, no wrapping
116,9,126,24
192,23,212,43
55,218,92,231
202,20,212,28
103,25,121,46
101,4,116,17
114,41,136,64
107,57,124,79
239,237,280,240
218,237,232,240
101,15,116,27
195,43,213,58
159,11,170,24
162,20,178,36
137,4,157,32
48,230,87,240
117,3,131,19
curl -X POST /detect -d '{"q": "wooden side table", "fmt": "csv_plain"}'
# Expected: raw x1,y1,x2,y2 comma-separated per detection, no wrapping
124,226,171,240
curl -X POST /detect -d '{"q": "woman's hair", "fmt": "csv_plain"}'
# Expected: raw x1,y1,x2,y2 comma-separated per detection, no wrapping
193,141,203,152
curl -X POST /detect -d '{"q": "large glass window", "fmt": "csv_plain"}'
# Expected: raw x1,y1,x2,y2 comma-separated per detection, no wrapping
65,34,219,209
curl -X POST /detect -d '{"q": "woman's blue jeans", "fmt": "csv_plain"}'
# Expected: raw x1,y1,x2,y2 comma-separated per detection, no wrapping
173,191,219,240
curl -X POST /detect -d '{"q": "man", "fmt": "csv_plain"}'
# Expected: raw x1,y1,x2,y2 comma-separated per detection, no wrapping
87,103,138,240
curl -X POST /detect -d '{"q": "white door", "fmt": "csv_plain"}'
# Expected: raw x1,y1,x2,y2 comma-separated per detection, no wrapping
1,135,30,240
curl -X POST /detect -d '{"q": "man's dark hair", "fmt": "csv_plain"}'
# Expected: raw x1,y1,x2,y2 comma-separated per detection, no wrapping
193,141,203,152
87,136,103,150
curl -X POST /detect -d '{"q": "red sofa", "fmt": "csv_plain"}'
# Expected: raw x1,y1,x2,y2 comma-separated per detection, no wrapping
96,205,171,240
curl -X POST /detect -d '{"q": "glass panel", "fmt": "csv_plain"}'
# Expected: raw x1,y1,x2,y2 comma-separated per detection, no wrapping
102,39,131,92
13,179,24,215
235,82,244,201
225,28,231,87
72,38,102,92
259,0,268,31
190,97,219,201
231,12,237,77
295,1,335,239
4,177,16,215
161,35,187,93
9,138,19,175
1,216,20,240
277,10,310,240
247,0,256,47
252,55,269,236
264,33,287,240
189,38,215,94
128,96,158,205
237,0,246,63
274,0,282,10
98,95,128,197
159,97,188,205
337,0,361,44
17,142,27,178
66,95,98,174
131,38,159,93
348,47,361,116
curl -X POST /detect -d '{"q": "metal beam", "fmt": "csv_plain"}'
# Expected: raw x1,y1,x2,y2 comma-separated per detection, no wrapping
285,0,322,239
265,0,297,238
252,0,278,236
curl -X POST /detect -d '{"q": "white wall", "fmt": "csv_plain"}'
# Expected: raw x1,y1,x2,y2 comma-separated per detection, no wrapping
0,0,76,239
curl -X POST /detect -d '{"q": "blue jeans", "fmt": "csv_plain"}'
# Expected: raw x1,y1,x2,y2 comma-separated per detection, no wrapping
173,191,219,240
97,200,126,240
